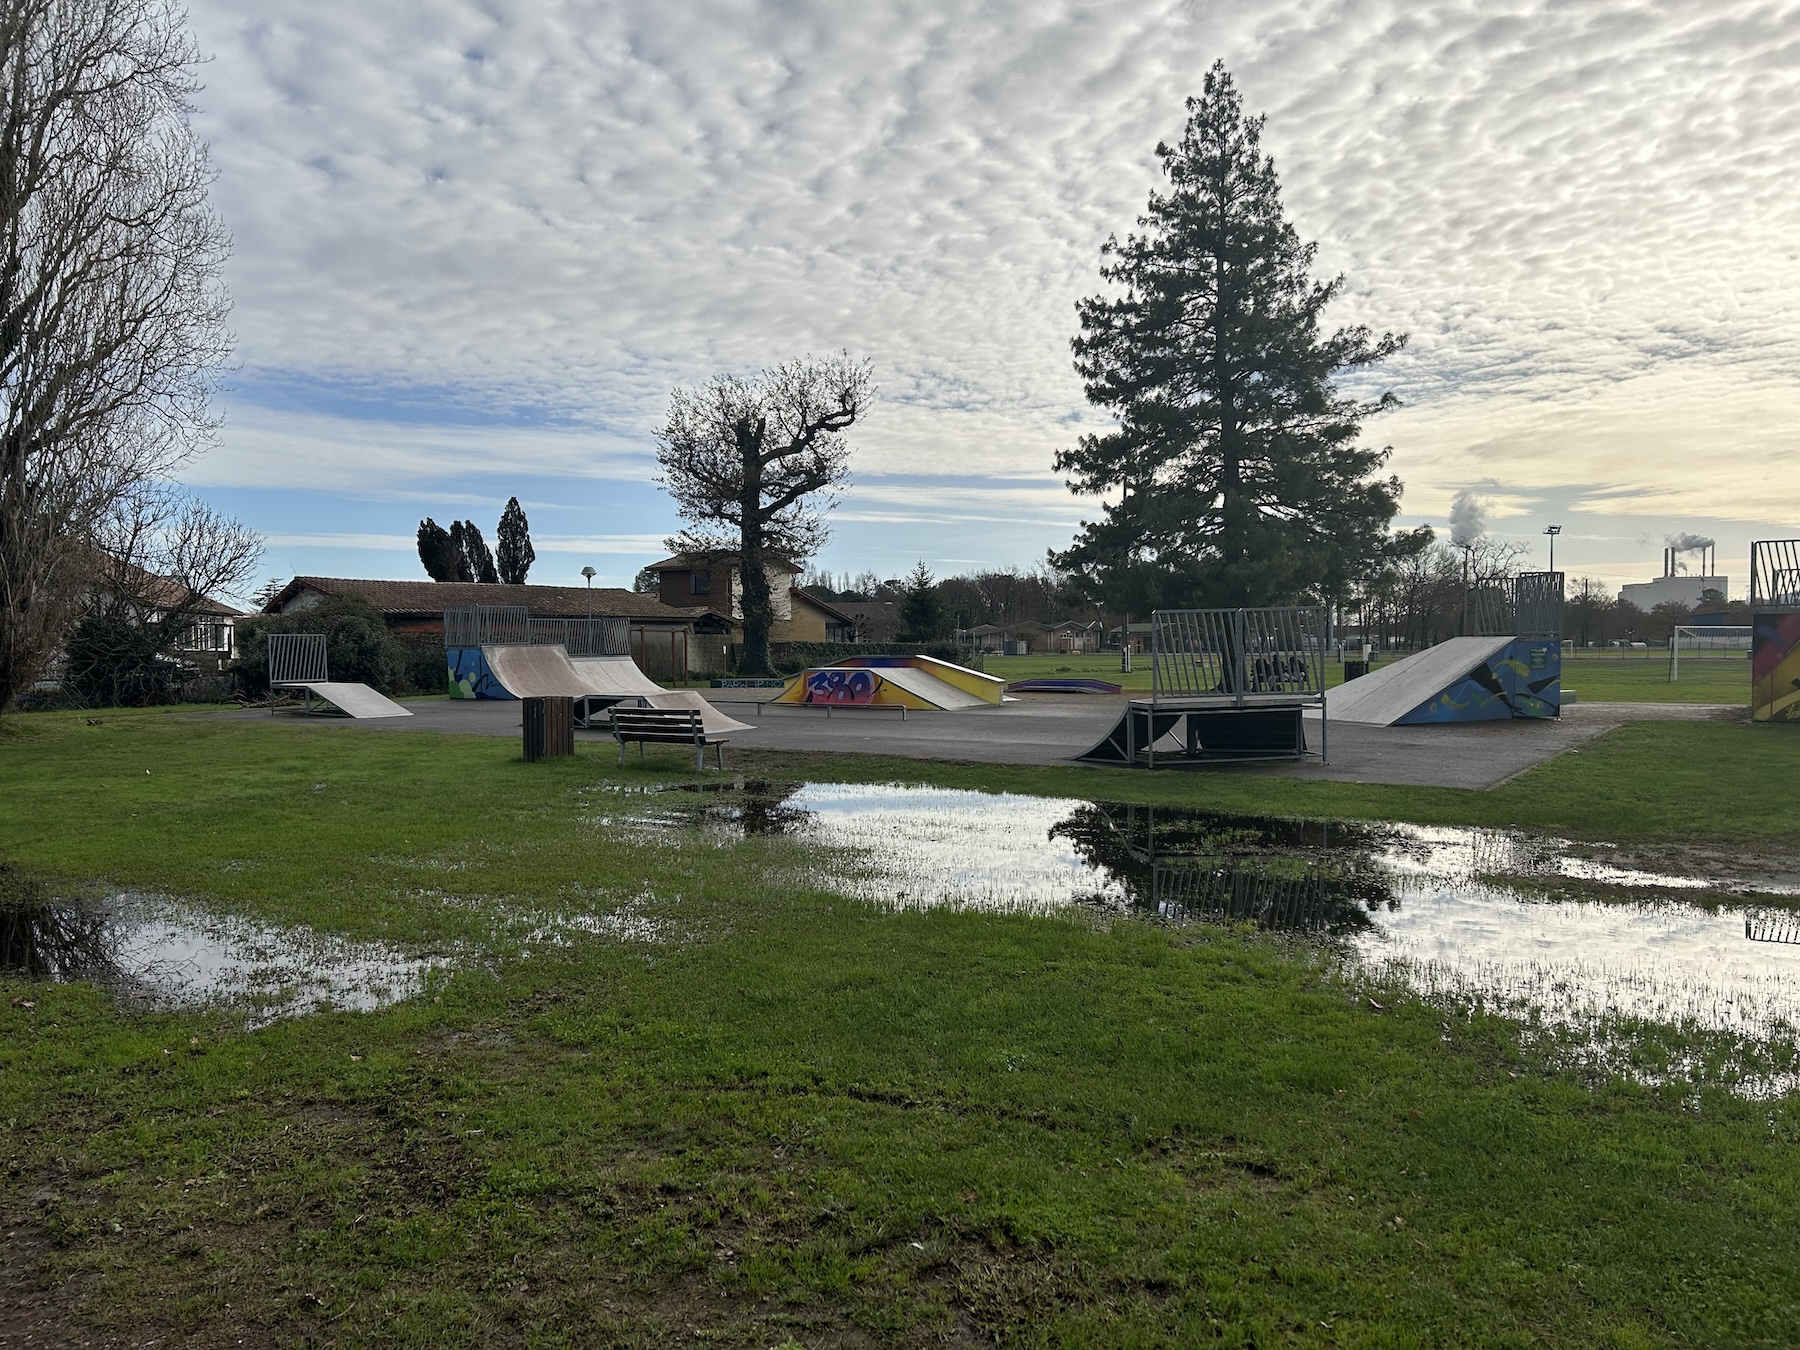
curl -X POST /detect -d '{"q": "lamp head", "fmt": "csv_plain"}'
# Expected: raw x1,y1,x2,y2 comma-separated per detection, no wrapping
581,566,597,581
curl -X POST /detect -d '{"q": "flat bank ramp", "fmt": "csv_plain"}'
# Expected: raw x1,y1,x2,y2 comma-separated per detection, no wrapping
300,682,413,719
872,666,993,710
1323,636,1514,726
481,645,594,698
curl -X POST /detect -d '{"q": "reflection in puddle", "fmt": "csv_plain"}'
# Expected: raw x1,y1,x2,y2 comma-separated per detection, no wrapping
639,782,1800,1068
2,891,441,1026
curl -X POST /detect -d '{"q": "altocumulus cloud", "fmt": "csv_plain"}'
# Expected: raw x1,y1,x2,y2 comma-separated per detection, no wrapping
183,0,1800,589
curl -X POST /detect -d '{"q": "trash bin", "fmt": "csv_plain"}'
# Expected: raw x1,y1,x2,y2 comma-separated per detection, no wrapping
1344,660,1369,681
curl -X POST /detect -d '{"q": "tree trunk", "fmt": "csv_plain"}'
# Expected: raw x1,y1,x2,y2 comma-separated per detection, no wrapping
734,418,774,676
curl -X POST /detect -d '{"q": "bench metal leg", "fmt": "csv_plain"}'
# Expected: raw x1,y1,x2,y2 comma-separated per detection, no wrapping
617,739,624,765
715,742,724,770
695,740,703,772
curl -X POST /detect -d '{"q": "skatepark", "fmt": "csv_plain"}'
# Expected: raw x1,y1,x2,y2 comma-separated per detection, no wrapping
232,584,1750,789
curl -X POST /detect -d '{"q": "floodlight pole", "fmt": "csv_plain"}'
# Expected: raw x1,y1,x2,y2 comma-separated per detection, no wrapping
1544,524,1562,574
581,565,596,619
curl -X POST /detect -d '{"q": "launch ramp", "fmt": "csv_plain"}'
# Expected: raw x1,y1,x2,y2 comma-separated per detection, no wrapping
1324,635,1562,725
1324,636,1514,726
290,682,413,719
266,632,412,719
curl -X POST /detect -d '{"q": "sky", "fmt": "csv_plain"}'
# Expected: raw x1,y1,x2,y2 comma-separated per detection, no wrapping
177,0,1800,602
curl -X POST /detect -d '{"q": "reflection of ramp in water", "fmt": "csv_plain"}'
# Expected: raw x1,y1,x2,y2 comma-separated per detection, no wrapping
1151,861,1376,934
1745,909,1800,945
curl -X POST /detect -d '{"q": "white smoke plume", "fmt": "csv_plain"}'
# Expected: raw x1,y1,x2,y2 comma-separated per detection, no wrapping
1448,490,1488,548
1665,532,1715,552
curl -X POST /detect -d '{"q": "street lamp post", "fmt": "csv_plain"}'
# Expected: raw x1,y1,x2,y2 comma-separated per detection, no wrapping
581,565,596,619
1543,525,1562,574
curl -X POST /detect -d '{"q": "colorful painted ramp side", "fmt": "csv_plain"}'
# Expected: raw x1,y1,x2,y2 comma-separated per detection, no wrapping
772,654,1004,711
823,654,1006,704
1324,636,1560,726
1752,614,1800,722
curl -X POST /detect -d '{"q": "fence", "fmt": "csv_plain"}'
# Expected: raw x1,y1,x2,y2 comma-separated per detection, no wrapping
1150,607,1327,705
443,604,629,657
1751,540,1800,609
266,633,327,687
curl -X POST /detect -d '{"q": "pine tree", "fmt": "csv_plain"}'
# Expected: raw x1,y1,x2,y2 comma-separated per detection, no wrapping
417,518,458,581
896,562,946,642
1053,62,1415,611
496,497,535,585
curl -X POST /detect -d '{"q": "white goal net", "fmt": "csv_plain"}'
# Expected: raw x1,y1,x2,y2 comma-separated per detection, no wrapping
1668,625,1752,681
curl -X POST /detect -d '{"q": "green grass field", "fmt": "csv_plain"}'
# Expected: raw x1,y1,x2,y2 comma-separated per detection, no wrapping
983,649,1750,706
3,709,1798,1345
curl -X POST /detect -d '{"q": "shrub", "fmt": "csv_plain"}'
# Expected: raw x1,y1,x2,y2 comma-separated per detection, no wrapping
393,633,449,696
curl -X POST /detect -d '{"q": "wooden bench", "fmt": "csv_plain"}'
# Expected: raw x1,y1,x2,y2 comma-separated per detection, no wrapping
611,707,729,770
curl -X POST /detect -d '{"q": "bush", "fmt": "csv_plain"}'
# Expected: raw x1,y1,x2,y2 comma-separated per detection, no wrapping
60,613,184,706
765,641,983,675
234,596,404,696
393,633,449,696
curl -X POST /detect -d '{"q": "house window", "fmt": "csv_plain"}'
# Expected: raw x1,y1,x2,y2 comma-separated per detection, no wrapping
690,569,711,595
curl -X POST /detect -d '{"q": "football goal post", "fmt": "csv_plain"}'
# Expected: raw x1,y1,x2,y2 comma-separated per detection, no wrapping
1669,625,1752,681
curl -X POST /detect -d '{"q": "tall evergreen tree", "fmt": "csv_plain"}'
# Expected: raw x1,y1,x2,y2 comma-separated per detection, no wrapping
896,562,947,642
496,497,536,585
448,520,498,584
417,518,458,581
1052,62,1415,610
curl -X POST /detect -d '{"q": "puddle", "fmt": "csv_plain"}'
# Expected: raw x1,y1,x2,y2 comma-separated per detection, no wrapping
636,783,1800,1076
2,891,442,1026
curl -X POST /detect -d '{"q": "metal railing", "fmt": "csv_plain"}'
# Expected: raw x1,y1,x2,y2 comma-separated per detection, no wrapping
266,633,327,687
1150,606,1327,705
444,604,629,656
1751,540,1800,609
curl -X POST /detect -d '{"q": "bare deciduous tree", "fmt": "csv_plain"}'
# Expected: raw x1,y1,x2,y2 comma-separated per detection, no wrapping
0,0,231,707
63,488,260,705
656,354,873,675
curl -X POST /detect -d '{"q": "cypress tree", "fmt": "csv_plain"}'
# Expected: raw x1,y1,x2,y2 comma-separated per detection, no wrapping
417,518,458,581
496,496,535,585
1053,61,1413,610
456,521,499,585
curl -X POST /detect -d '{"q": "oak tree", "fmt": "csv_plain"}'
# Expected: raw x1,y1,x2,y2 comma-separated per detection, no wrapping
656,354,873,675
